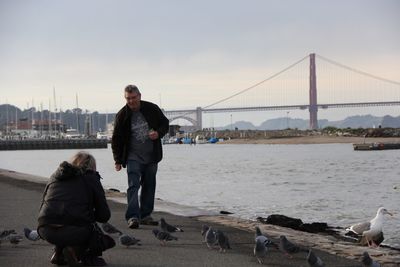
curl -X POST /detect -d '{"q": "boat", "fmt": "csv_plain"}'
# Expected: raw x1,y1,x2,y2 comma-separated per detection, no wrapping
353,142,400,151
195,135,207,144
64,128,84,139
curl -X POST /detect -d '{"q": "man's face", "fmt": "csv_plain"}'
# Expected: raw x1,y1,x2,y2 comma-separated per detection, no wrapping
125,91,141,111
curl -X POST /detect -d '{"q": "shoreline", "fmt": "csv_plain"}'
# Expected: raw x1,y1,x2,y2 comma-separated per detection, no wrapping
221,136,400,145
1,168,399,265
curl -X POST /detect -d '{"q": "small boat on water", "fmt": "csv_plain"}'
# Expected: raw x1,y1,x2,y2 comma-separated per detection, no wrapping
353,142,400,151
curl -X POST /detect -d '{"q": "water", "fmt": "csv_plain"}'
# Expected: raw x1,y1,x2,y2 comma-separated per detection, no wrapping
1,143,399,248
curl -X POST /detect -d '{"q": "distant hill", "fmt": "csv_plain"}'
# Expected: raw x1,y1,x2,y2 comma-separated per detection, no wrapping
220,115,400,130
0,104,116,134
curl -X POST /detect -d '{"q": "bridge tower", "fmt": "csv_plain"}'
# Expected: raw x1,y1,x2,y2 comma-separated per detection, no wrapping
196,107,202,130
309,53,318,129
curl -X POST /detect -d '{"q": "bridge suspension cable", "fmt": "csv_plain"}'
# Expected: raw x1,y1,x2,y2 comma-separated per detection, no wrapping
316,54,400,86
202,54,309,109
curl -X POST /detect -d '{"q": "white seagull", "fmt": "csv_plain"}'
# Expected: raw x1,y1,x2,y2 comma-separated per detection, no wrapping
346,207,393,247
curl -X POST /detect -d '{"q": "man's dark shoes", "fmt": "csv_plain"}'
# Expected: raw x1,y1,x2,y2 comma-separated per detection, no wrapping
127,218,139,229
50,247,67,265
140,216,159,226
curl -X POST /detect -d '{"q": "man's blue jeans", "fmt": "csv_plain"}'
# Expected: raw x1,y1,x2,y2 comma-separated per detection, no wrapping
126,160,158,221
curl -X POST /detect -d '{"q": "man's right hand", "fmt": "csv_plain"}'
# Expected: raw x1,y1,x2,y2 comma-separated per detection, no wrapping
115,164,122,171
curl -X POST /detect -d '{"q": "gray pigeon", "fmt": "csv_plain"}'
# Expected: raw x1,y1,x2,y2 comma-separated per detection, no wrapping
255,226,273,247
152,229,178,245
279,235,306,258
205,226,217,249
119,234,141,248
307,249,325,267
160,218,183,233
361,251,381,267
24,228,41,241
0,229,16,239
101,222,123,235
8,234,23,245
201,224,209,237
254,238,268,264
215,230,231,253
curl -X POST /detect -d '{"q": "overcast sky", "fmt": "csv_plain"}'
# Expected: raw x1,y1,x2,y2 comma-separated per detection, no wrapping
0,0,399,126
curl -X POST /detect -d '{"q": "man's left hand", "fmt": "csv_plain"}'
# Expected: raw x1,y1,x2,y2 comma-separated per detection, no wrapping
149,130,159,140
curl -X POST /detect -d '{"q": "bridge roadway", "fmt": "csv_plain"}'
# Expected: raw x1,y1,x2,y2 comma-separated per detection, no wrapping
164,101,400,114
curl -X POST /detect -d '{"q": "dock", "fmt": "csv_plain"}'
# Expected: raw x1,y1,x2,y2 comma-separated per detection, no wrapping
353,142,400,151
0,139,108,150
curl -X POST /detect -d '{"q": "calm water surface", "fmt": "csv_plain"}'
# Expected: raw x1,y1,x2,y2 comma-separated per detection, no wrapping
1,143,399,247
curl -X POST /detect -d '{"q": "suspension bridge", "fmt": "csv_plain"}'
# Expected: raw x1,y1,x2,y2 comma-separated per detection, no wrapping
164,53,400,130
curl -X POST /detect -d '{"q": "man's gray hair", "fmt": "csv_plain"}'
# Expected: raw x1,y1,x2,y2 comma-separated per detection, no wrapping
70,151,97,172
124,85,141,94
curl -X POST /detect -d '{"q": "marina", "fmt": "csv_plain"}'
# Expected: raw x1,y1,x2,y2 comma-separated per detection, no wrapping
0,139,108,150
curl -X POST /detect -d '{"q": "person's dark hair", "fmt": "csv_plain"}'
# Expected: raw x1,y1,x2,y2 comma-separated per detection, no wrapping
70,151,96,172
124,85,141,95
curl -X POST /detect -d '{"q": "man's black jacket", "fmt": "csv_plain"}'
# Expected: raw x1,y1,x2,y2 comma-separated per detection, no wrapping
111,100,169,167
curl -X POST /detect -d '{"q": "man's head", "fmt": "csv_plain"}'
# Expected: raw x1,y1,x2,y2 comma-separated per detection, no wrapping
124,85,141,111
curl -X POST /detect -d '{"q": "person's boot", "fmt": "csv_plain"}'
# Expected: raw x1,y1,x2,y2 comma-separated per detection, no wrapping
50,246,67,265
62,246,82,267
81,254,107,266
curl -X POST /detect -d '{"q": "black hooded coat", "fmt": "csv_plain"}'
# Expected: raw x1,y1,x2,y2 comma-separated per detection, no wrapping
38,161,110,228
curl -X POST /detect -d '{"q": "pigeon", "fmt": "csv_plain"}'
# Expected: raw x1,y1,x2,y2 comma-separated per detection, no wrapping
254,238,268,264
361,251,381,267
205,226,217,249
119,234,141,248
215,230,231,253
278,235,307,258
152,229,178,245
160,218,184,233
255,226,273,247
346,207,393,247
0,229,16,239
8,234,23,245
201,224,209,237
101,222,123,235
307,249,325,267
24,228,41,241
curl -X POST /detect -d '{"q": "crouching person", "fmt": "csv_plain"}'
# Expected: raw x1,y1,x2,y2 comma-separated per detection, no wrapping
38,152,113,266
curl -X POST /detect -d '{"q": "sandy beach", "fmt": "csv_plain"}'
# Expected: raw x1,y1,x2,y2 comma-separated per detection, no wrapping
221,136,400,145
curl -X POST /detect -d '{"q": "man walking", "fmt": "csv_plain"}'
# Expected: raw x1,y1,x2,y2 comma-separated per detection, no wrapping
112,85,169,229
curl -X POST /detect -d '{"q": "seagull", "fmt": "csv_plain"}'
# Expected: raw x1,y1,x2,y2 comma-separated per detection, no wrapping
160,218,184,233
278,235,307,258
215,230,231,253
24,228,41,241
101,222,123,235
254,238,268,264
205,226,217,249
119,234,141,248
361,251,381,267
346,207,393,247
152,229,178,245
307,249,325,267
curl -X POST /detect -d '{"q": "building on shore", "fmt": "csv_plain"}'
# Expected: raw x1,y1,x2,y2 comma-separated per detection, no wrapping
1,119,66,139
